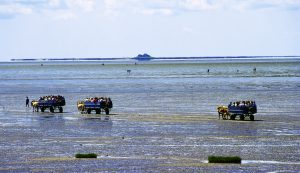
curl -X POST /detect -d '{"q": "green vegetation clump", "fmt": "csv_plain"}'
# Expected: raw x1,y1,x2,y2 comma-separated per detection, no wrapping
75,153,97,158
208,156,241,163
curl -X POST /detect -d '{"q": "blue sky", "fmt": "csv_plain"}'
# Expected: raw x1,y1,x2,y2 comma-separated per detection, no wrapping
0,0,299,61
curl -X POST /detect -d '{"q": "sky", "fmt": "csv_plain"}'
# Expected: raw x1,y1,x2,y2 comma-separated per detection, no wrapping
0,0,299,61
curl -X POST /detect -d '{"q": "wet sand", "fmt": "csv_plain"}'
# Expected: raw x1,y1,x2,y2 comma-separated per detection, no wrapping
0,111,299,172
0,60,299,172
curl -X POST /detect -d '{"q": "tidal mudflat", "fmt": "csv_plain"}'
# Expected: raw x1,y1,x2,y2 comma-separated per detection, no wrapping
0,111,299,172
0,59,299,172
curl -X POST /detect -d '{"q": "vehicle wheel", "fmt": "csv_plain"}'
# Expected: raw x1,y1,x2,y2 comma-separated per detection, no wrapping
230,115,235,120
41,107,45,112
249,107,254,114
96,109,100,114
250,115,254,121
50,107,54,113
240,115,245,120
87,109,91,114
105,108,109,115
59,107,63,113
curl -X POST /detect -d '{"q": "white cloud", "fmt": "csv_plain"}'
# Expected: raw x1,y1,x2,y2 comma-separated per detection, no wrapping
103,0,126,16
0,0,96,19
66,0,95,12
180,0,219,11
222,0,300,11
103,0,175,17
49,0,61,8
0,4,32,18
0,0,299,19
102,0,300,16
103,0,220,16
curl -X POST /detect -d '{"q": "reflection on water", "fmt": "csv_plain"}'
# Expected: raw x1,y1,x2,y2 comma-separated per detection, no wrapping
36,115,66,133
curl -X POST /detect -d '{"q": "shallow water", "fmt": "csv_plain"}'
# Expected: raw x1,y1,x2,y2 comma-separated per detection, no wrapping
0,58,300,172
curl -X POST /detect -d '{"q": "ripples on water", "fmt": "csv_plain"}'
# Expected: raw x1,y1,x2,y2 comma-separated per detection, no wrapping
0,58,299,115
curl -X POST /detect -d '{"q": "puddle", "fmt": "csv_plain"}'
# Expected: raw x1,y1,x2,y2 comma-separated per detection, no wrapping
242,160,300,165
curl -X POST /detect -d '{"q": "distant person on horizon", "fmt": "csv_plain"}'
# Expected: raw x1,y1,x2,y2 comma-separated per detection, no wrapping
26,97,29,107
253,67,256,73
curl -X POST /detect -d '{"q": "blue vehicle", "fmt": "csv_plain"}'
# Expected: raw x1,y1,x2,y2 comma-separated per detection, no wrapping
77,97,113,115
34,95,65,113
228,101,257,121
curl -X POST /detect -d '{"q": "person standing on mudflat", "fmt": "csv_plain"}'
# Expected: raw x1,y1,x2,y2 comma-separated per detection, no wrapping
26,97,29,107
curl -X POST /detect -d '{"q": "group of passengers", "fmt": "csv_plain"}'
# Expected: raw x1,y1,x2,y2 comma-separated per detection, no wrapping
38,95,65,103
229,101,256,107
84,97,113,108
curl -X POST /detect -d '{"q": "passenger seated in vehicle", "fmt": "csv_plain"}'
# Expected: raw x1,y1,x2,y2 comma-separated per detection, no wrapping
93,97,98,104
99,99,105,107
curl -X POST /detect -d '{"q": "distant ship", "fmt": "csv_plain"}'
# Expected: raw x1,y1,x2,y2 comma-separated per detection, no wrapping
133,54,153,61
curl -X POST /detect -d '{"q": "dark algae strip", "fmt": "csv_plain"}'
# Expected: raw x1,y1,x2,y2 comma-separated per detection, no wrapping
75,153,97,158
208,156,242,164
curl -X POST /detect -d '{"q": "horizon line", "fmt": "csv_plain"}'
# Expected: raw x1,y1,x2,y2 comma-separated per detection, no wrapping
9,55,300,61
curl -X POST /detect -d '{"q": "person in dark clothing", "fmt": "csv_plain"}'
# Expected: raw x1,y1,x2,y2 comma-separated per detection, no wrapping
26,97,30,107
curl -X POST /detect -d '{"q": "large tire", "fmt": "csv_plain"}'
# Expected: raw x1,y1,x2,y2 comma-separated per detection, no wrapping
95,109,100,114
249,107,253,113
59,107,63,113
240,115,245,120
50,107,54,113
230,115,235,120
87,109,91,114
250,115,254,121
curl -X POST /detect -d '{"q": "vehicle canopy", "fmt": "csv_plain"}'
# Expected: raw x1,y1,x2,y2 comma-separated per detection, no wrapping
78,97,113,109
38,95,66,107
228,101,257,114
77,97,113,115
